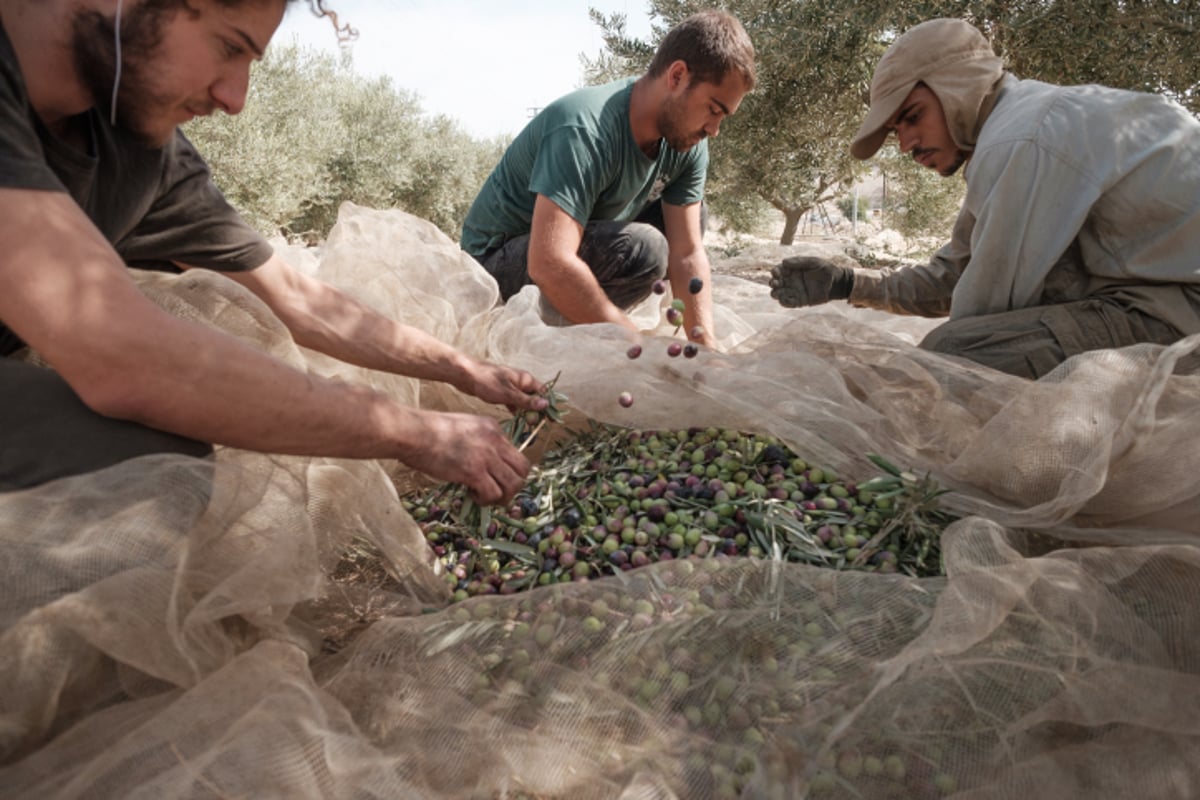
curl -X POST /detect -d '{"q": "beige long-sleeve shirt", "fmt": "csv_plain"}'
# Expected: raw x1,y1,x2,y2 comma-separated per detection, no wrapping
850,76,1200,336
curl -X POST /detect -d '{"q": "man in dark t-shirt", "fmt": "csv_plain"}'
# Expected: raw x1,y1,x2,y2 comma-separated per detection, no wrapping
0,0,546,505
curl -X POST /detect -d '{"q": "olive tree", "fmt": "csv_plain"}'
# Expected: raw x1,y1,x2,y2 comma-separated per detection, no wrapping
586,0,1199,245
185,43,502,242
184,45,348,238
584,2,882,245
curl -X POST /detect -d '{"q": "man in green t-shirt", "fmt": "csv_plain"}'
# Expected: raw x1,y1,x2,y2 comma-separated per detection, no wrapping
0,0,546,504
461,10,755,349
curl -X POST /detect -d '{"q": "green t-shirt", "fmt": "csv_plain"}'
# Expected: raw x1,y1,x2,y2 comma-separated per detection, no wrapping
461,78,708,256
0,22,273,354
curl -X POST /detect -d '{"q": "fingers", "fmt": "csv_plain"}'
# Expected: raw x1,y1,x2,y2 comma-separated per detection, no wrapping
768,264,784,287
770,256,836,308
403,411,531,506
769,263,803,306
482,365,549,412
467,458,526,506
511,374,549,412
510,368,544,397
476,435,530,506
771,287,805,308
781,255,832,271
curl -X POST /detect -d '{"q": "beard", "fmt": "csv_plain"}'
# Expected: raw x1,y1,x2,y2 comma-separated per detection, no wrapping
656,89,705,154
71,2,185,148
940,150,968,177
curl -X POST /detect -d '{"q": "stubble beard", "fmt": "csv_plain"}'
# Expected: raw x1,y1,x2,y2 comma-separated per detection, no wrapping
940,150,968,177
657,89,704,154
71,3,180,148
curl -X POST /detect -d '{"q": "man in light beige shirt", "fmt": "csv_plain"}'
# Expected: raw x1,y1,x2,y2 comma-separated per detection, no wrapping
770,18,1200,378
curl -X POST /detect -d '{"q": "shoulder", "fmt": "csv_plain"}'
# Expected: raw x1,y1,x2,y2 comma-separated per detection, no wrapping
976,79,1064,145
970,81,1096,178
541,78,634,137
982,79,1185,149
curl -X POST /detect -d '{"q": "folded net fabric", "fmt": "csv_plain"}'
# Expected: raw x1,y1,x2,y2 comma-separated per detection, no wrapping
3,204,1198,799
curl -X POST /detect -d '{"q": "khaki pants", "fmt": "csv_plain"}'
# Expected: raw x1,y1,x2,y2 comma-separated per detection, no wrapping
920,297,1191,379
0,359,212,492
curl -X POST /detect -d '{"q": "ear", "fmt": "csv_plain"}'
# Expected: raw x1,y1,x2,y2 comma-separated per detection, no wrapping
665,60,691,91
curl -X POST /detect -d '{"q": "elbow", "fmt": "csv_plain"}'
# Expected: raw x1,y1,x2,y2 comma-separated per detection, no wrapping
68,369,156,424
525,253,553,288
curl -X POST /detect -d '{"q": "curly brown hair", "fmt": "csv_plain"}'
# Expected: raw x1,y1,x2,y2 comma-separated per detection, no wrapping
295,0,357,43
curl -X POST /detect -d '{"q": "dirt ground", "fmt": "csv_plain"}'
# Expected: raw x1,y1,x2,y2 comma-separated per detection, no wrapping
704,216,919,285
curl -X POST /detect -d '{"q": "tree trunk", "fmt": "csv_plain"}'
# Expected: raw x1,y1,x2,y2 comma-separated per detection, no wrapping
779,207,806,245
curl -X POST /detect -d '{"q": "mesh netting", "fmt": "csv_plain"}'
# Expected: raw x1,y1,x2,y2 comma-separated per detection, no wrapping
3,203,1199,799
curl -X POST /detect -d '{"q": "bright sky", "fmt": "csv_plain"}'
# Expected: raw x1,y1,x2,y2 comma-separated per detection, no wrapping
274,0,656,140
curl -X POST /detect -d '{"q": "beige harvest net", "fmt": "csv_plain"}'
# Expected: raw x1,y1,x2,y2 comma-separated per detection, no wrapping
3,203,1200,799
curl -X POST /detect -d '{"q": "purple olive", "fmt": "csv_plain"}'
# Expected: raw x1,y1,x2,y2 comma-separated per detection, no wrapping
683,344,698,358
689,326,705,341
618,392,634,408
627,344,643,359
667,342,683,357
688,277,703,294
652,280,667,295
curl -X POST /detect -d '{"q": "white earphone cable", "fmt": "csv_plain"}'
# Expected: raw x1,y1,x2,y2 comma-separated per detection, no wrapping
110,0,123,126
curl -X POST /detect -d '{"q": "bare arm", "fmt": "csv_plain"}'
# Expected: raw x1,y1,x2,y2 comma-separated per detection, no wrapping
661,201,717,348
0,189,528,503
214,252,547,411
526,194,639,334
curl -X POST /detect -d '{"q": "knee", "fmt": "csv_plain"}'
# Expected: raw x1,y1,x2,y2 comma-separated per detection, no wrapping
624,223,669,280
917,322,955,355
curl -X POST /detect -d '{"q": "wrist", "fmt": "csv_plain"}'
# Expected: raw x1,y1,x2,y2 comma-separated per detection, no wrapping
830,266,855,300
443,351,479,394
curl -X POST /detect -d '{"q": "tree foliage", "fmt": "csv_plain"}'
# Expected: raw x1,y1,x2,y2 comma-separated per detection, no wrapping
874,145,965,254
585,0,1200,245
190,7,1200,248
185,44,505,242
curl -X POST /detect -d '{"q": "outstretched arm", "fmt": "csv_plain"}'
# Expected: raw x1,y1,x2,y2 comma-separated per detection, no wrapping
661,200,716,347
216,252,548,411
0,188,530,504
526,194,641,334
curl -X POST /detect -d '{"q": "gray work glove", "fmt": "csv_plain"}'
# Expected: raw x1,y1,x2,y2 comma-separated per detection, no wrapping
769,256,855,308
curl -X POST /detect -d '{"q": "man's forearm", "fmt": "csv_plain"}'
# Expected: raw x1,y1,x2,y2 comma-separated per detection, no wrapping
87,309,529,504
531,252,638,331
668,253,716,346
75,304,433,458
849,265,954,317
223,254,484,390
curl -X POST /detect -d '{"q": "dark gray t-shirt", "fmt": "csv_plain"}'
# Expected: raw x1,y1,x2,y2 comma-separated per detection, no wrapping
0,23,273,355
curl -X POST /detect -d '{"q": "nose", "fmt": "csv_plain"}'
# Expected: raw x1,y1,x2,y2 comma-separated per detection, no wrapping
705,118,722,138
210,65,251,115
895,125,916,153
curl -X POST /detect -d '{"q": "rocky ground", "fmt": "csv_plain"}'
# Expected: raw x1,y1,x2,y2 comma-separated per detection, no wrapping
704,216,925,284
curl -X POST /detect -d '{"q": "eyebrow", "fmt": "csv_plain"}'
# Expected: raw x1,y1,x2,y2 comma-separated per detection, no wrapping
233,27,266,58
890,101,918,127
